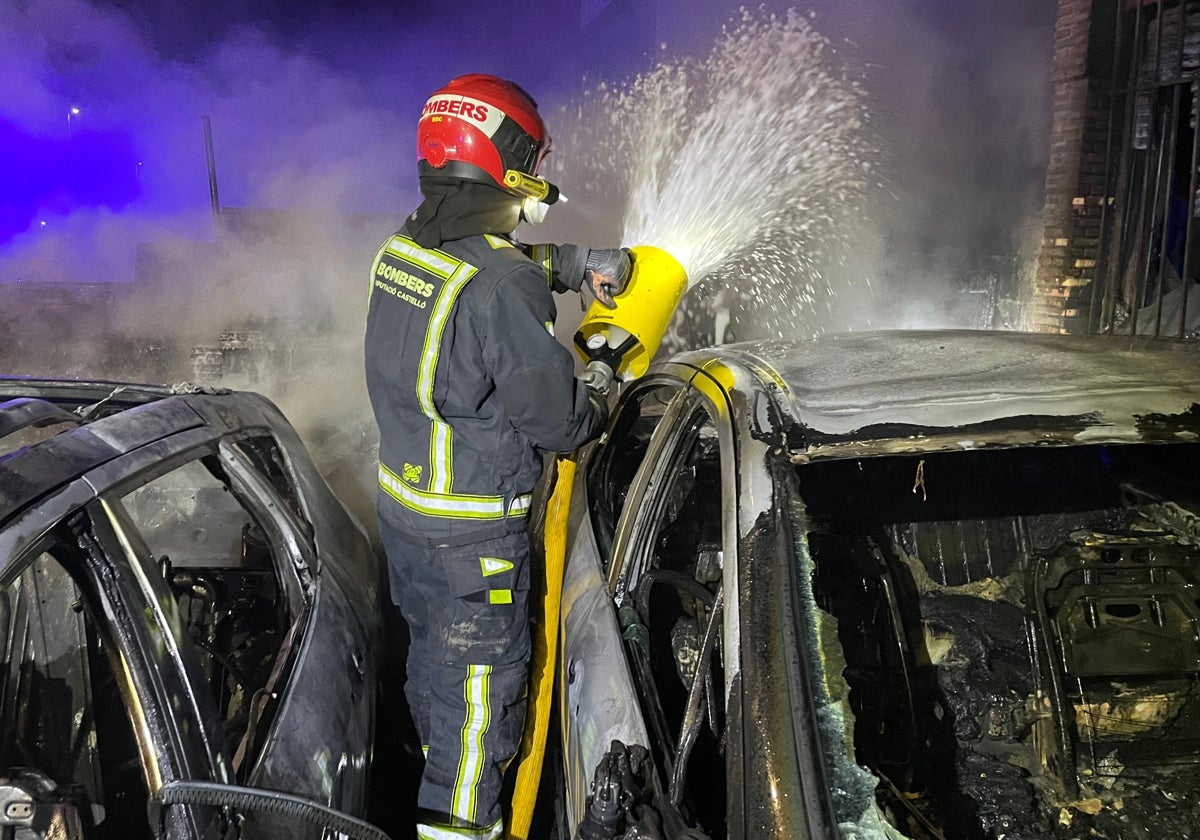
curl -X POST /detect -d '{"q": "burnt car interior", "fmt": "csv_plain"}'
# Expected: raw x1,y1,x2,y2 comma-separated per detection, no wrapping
118,440,300,773
1,430,306,836
589,396,728,838
798,440,1200,839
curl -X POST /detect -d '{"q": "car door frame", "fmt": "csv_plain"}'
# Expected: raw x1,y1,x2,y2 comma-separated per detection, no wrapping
1,481,230,839
0,420,322,837
611,363,737,832
559,362,741,837
558,372,691,833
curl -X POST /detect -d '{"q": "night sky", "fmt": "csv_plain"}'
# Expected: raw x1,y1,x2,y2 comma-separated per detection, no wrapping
1,0,1058,299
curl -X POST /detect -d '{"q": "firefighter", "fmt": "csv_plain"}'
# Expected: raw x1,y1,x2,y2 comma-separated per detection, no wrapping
364,73,630,840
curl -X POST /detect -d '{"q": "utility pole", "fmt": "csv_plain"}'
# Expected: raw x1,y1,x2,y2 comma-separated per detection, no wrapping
203,116,222,236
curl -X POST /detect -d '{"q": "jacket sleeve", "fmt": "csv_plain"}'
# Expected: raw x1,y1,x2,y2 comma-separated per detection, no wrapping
519,243,590,294
480,265,607,453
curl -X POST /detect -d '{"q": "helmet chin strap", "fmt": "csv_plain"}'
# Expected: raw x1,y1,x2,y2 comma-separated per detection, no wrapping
520,196,551,225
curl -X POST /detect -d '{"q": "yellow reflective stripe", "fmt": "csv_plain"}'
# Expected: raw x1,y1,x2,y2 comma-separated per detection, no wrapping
367,241,387,305
483,234,513,249
387,235,459,279
453,665,491,824
488,590,512,605
379,464,532,520
529,244,553,287
416,262,475,418
416,260,476,493
416,820,502,840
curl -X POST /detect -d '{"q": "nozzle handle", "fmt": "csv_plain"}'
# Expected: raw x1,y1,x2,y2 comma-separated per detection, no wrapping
574,331,638,390
580,360,614,393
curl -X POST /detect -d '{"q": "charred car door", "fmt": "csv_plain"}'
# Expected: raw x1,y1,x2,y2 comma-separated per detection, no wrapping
561,368,737,839
0,399,377,839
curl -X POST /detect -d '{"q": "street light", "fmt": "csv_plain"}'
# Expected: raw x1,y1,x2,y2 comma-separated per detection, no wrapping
67,107,79,139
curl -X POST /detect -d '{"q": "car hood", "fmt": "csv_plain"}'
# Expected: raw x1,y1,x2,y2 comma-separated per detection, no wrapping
675,331,1200,458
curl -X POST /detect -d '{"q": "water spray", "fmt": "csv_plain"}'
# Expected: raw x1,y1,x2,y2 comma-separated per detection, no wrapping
574,246,688,392
549,9,873,349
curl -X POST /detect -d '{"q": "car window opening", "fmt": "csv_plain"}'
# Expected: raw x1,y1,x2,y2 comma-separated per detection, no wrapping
0,385,380,837
230,435,311,536
0,545,153,838
621,410,727,838
588,384,678,573
796,441,1200,839
118,452,298,782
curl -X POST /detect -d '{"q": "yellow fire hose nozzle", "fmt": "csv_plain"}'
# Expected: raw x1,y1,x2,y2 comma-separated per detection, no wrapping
573,245,688,383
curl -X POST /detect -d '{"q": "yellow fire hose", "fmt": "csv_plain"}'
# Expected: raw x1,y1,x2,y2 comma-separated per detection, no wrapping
509,245,686,837
508,457,575,839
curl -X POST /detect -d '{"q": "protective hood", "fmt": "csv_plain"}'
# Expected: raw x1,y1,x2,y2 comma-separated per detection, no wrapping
405,178,521,249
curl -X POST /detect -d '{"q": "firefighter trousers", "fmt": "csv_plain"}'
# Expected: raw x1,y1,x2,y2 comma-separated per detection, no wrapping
381,522,532,840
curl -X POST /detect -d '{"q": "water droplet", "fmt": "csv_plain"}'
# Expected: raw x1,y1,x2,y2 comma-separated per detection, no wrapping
555,10,875,349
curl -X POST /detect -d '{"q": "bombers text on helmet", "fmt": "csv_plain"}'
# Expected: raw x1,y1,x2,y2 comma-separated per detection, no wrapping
417,74,554,197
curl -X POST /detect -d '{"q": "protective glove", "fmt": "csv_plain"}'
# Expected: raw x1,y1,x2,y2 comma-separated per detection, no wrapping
586,387,611,429
583,248,632,309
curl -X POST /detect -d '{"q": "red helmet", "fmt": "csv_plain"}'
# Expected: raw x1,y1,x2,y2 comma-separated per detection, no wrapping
417,74,550,193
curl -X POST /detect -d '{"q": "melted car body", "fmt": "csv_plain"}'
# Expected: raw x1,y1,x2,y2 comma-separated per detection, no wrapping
0,378,384,840
549,330,1200,840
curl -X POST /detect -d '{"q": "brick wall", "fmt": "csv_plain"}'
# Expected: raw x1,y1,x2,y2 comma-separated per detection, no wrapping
1034,0,1112,333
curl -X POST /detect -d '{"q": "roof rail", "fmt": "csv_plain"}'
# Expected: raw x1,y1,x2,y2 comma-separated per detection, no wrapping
0,397,82,443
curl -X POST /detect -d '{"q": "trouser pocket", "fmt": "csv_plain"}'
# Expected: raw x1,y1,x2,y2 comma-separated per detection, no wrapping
435,531,531,666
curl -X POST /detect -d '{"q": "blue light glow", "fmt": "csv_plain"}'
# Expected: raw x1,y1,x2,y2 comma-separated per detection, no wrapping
1,117,141,246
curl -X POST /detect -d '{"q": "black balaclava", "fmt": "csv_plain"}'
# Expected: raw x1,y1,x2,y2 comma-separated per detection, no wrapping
405,178,522,249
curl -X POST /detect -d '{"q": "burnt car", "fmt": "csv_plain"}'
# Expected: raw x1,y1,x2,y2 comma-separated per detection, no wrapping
0,378,386,839
548,330,1200,840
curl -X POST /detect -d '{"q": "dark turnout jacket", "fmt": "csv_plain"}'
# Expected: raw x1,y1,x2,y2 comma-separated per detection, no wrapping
364,228,605,545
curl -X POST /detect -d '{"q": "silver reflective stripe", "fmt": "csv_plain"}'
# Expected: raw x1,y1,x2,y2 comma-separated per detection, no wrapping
379,465,532,520
389,235,458,278
509,495,532,515
367,241,387,305
429,422,455,494
452,664,491,824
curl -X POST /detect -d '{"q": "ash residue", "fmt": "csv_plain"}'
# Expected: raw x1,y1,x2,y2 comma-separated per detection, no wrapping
918,589,1200,839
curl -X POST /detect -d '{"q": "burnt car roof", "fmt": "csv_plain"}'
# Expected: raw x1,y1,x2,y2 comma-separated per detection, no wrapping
0,376,281,537
672,330,1200,458
0,375,219,413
